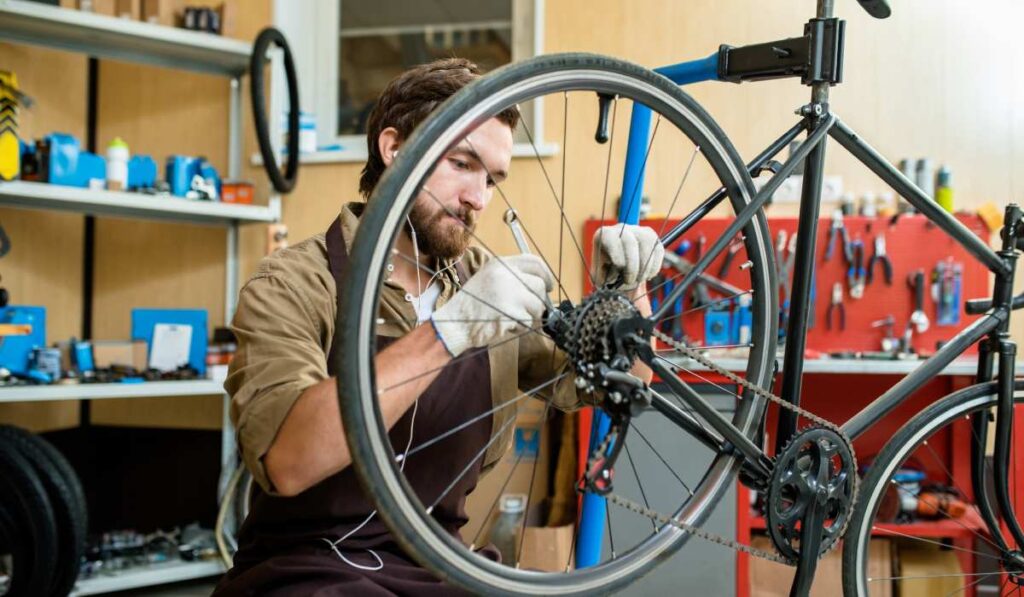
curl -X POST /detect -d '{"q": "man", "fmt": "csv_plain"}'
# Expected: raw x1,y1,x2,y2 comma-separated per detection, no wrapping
215,58,664,595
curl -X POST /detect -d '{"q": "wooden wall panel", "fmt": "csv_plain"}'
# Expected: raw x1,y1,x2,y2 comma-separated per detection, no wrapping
0,43,88,431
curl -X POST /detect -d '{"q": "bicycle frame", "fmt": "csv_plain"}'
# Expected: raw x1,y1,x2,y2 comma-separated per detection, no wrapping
579,0,1024,575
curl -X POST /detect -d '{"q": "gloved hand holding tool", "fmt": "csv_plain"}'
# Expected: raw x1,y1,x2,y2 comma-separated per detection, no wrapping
592,224,665,290
431,254,554,358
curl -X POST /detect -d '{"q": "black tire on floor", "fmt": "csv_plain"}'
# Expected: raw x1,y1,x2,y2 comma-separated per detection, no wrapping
0,426,87,597
0,433,58,597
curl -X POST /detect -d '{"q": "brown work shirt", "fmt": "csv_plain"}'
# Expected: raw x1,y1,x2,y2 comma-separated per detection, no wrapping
226,201,582,495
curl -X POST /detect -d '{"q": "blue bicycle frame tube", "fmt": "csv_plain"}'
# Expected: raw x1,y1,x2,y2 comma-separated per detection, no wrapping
575,53,720,569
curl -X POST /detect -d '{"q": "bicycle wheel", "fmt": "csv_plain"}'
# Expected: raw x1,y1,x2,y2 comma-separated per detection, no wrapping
338,52,778,595
843,379,1024,596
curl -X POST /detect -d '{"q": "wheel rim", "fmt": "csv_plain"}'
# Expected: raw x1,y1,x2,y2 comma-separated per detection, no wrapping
340,54,778,594
849,384,1024,596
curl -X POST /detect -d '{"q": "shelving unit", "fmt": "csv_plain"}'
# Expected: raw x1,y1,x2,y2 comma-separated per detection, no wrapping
0,380,227,403
72,560,226,596
2,1,264,593
0,180,278,225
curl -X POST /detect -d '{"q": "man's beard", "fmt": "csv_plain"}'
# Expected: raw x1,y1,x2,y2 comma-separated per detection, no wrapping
408,199,475,259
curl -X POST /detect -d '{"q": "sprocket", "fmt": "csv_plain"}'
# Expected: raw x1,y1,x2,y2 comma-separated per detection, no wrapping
764,426,857,562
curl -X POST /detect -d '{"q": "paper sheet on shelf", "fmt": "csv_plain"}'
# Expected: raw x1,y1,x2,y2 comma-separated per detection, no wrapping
149,323,193,372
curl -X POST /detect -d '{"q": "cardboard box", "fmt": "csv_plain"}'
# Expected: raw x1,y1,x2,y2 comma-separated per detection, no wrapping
750,537,892,597
896,543,962,597
519,524,574,572
463,401,551,546
92,340,147,370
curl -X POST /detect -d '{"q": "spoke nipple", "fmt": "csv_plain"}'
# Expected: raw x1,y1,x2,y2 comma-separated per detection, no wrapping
740,261,753,271
426,506,434,515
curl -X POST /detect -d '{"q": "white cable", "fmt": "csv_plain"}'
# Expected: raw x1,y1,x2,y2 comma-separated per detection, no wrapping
322,215,428,571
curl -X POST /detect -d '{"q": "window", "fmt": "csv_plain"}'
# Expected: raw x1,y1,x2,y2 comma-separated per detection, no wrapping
273,0,547,162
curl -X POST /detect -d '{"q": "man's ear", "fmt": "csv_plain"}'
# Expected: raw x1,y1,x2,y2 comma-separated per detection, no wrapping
378,127,401,166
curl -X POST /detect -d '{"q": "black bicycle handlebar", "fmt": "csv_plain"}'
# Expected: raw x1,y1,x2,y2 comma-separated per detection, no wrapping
856,0,892,19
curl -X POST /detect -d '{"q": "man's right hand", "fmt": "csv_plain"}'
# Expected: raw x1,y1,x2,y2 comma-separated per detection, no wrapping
431,254,554,357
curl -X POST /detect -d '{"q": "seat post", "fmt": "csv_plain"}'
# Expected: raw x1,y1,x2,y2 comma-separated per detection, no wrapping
817,0,835,19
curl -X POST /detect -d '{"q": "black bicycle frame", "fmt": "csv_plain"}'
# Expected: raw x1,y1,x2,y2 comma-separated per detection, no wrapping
642,107,1024,550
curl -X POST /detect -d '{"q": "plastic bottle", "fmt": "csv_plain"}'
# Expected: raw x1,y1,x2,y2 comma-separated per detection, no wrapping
935,166,954,213
490,494,526,566
106,137,130,191
916,158,935,200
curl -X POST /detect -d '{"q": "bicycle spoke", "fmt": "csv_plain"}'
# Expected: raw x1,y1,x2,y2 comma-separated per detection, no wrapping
656,343,753,352
463,136,572,301
871,524,1000,561
429,405,524,511
515,103,594,289
629,421,693,497
655,355,749,403
557,92,569,305
637,144,701,280
618,115,662,239
380,326,537,394
605,502,616,559
417,188,554,310
469,448,527,550
920,438,975,513
623,442,657,533
517,400,556,565
888,480,1003,552
404,374,569,459
946,572,1000,597
870,571,1000,582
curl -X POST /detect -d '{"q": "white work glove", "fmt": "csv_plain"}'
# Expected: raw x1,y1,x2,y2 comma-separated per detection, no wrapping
431,254,554,357
592,224,664,290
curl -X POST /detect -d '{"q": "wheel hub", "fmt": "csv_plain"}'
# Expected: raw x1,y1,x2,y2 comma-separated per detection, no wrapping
765,427,856,562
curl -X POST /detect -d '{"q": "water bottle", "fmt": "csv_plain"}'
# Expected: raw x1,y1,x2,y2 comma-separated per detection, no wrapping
106,137,129,191
490,494,526,566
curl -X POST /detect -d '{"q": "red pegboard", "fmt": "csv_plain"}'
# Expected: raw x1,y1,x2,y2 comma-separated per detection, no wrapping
583,214,991,356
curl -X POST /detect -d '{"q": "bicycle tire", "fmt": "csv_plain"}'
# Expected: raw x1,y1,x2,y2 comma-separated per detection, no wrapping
250,27,299,194
842,379,1024,596
0,426,87,597
339,52,777,595
0,433,58,597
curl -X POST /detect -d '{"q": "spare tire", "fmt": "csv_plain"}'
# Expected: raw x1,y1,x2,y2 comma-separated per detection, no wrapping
0,434,57,597
0,426,87,597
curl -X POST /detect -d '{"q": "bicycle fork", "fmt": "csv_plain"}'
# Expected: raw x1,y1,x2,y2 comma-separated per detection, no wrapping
972,204,1024,565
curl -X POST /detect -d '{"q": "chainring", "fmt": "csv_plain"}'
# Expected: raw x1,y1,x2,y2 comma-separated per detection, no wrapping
765,427,857,562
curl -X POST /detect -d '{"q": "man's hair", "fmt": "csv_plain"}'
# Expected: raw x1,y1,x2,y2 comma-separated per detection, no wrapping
359,58,520,199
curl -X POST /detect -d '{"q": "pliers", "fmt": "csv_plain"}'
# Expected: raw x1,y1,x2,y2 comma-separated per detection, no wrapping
826,282,846,331
867,233,894,285
824,209,853,263
848,240,866,299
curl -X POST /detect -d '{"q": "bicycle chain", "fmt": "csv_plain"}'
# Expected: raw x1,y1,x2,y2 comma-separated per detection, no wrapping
596,328,860,565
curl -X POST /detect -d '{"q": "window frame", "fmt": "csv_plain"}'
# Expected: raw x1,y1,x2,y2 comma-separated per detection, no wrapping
269,0,554,164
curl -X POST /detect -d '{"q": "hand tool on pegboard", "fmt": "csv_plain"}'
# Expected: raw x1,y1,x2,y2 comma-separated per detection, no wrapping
826,282,846,331
847,239,866,299
867,233,893,285
824,209,853,263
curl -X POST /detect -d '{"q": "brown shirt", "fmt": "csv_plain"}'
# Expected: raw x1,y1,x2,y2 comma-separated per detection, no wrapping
226,202,582,494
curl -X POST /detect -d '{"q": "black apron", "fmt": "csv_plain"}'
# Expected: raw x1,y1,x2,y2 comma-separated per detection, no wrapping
214,217,494,596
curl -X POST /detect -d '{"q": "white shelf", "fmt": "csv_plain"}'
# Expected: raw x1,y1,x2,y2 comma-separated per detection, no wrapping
0,380,226,403
71,559,225,596
0,181,278,225
0,0,251,77
663,355,1024,377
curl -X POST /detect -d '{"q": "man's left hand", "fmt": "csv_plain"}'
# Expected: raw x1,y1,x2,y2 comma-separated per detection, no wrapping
592,224,664,290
